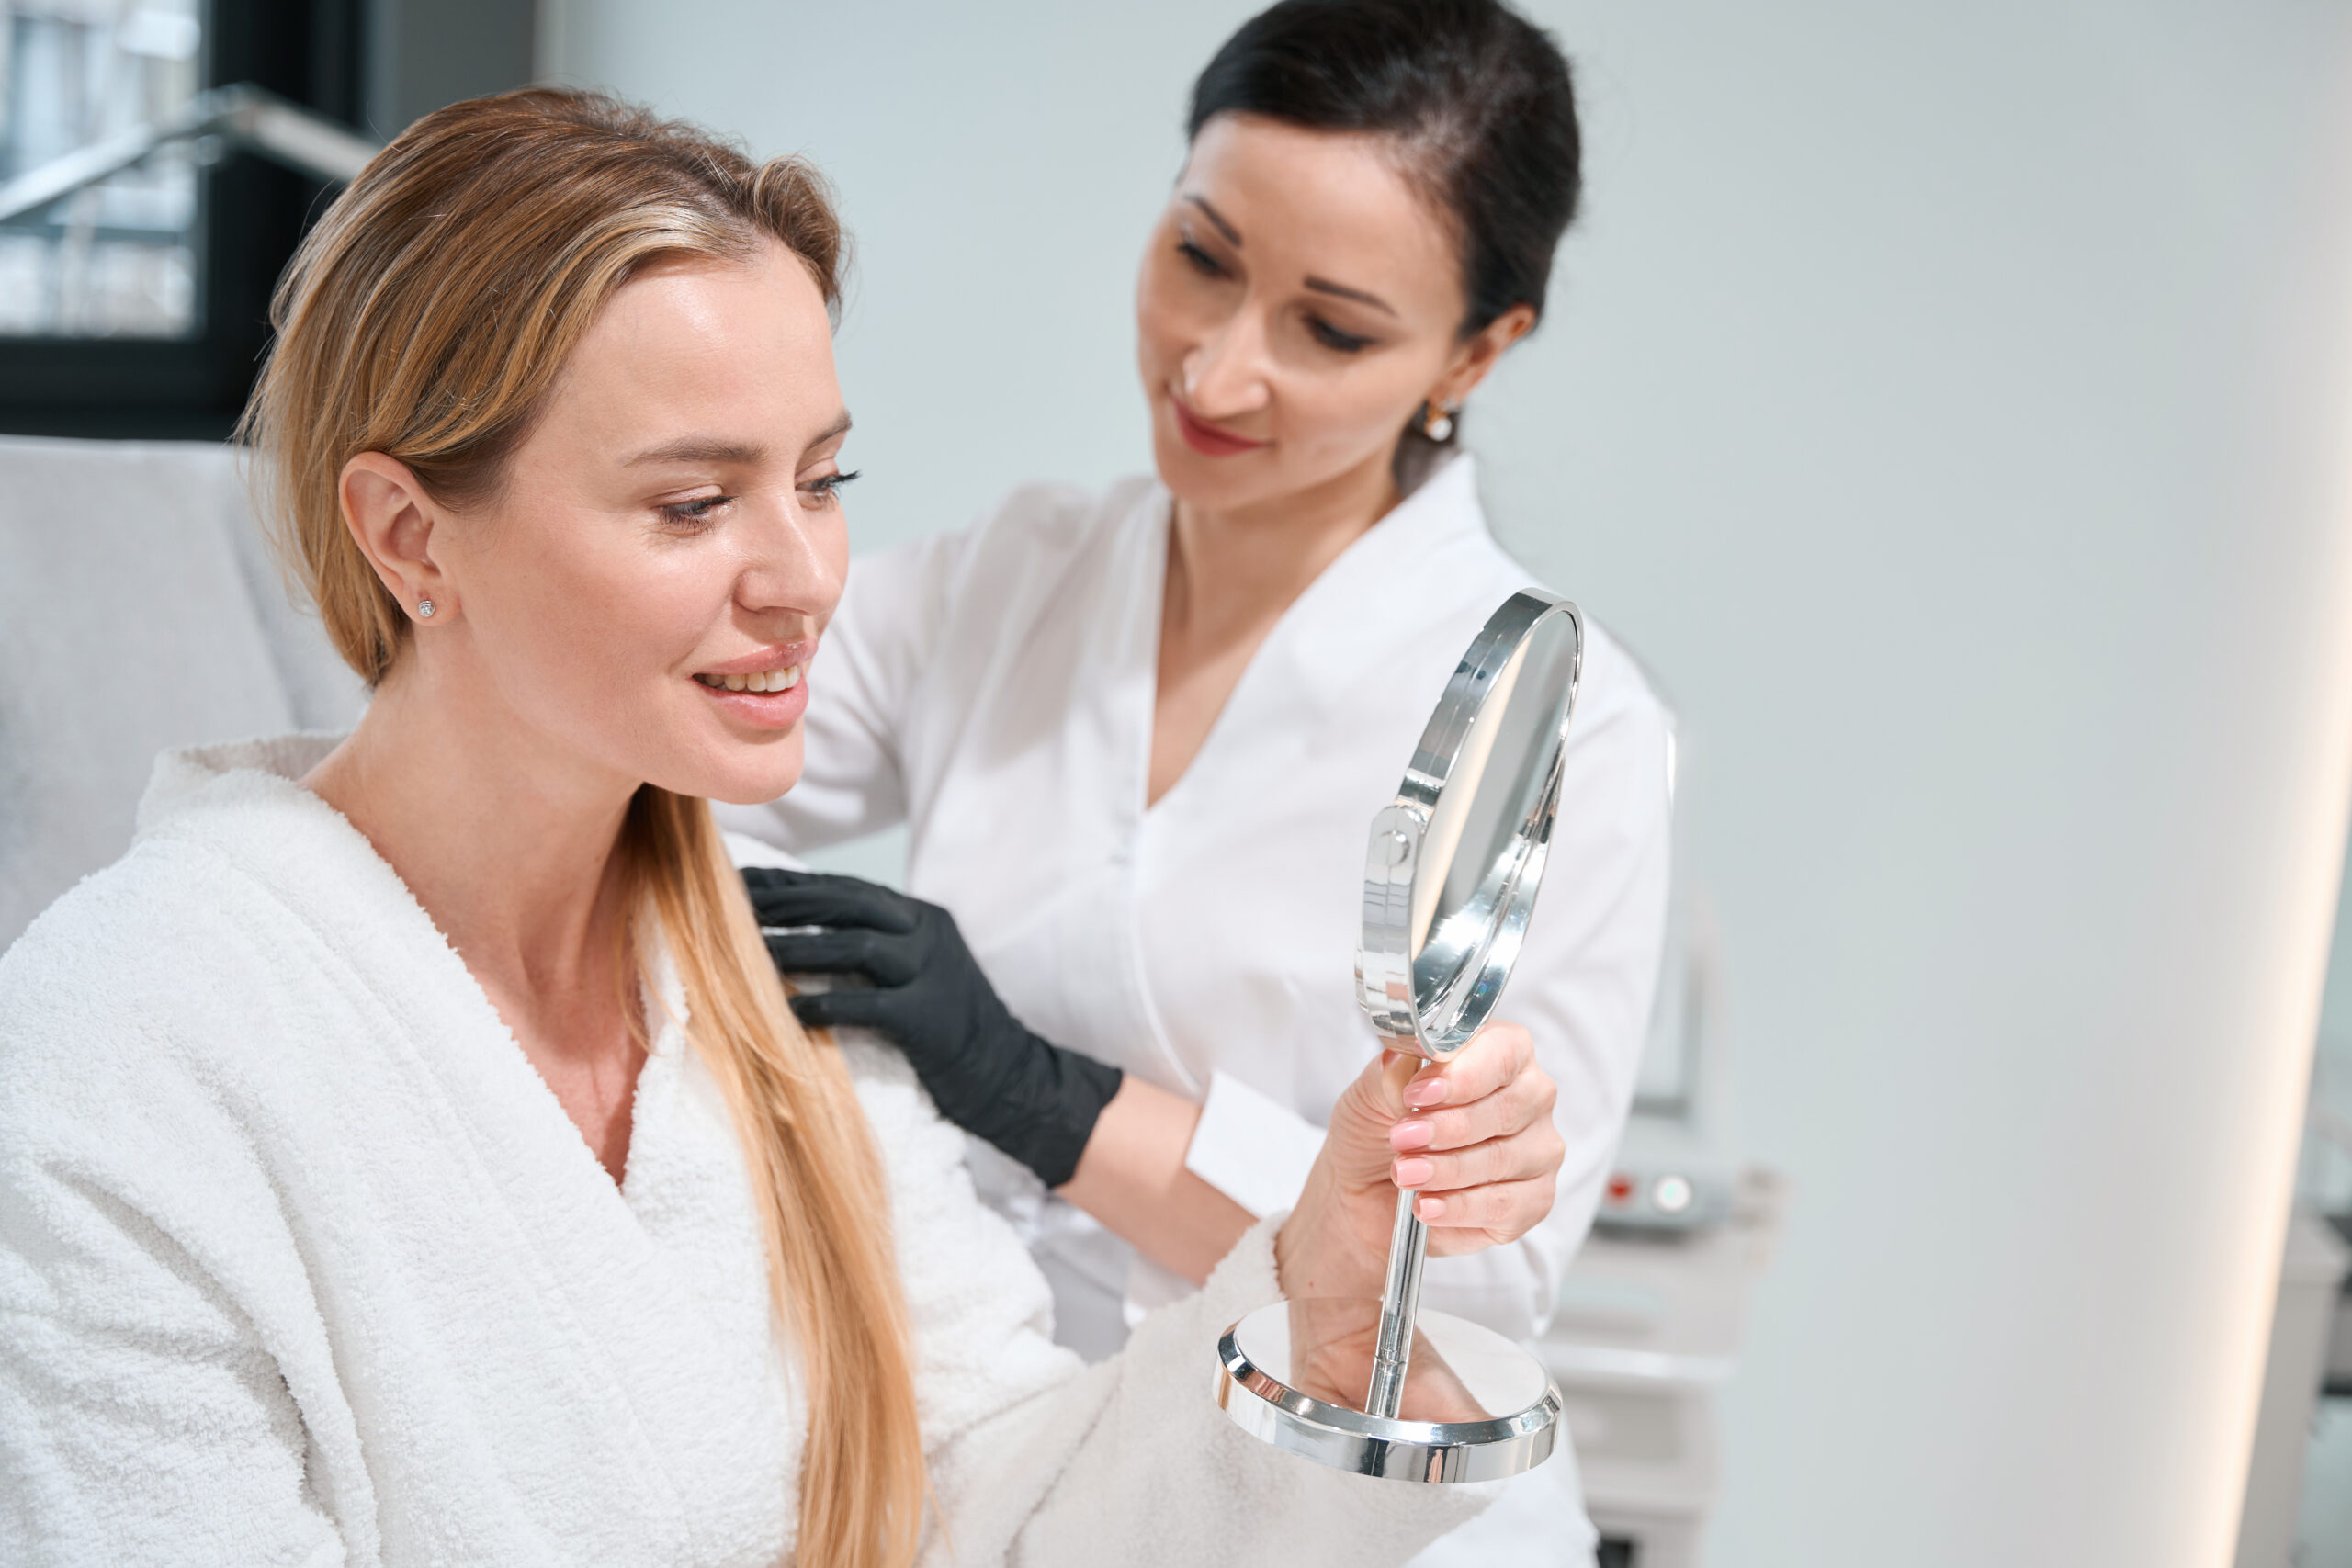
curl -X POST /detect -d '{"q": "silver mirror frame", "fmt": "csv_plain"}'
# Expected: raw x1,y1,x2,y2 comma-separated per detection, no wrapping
1357,592,1583,1060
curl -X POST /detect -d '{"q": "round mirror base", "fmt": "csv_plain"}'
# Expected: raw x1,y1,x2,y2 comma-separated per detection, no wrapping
1215,1300,1562,1483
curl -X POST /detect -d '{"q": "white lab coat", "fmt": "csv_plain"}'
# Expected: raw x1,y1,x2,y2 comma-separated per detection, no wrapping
721,454,1672,1564
0,736,1488,1566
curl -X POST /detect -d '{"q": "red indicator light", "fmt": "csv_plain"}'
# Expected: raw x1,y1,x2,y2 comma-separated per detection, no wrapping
1605,1173,1634,1204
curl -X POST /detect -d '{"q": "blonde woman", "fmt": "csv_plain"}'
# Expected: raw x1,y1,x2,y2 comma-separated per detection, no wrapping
0,92,1567,1568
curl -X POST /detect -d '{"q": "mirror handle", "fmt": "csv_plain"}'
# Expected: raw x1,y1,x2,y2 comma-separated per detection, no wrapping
1365,1188,1430,1418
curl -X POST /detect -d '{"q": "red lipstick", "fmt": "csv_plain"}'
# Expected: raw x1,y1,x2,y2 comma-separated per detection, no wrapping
1171,396,1271,457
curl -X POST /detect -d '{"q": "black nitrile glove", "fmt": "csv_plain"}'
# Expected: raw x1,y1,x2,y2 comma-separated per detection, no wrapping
741,866,1123,1190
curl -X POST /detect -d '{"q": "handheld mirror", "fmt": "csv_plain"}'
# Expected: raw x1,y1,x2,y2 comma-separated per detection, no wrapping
1215,591,1580,1483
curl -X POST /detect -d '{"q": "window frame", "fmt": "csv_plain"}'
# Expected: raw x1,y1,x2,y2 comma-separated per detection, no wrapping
0,0,366,439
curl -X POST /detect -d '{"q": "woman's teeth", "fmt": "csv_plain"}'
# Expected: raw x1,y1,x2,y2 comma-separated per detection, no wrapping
695,666,803,694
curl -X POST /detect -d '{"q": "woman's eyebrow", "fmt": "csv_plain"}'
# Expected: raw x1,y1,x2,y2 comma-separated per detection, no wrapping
624,436,766,468
802,411,853,458
1304,276,1397,318
1182,193,1243,247
1177,191,1395,318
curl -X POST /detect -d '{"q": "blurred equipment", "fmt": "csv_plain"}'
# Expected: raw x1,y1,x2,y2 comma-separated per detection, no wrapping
1542,1171,1784,1568
1542,837,1783,1566
2233,1206,2349,1568
1597,887,1737,1236
2302,1089,2352,1404
2240,1065,2352,1568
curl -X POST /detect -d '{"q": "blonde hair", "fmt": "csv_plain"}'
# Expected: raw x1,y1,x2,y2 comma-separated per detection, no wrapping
238,89,926,1568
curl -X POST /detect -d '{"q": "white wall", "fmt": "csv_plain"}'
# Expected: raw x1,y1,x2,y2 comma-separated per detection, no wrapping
544,6,2352,1564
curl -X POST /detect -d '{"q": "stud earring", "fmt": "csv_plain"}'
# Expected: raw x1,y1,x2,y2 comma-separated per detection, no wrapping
416,599,435,619
1421,400,1459,443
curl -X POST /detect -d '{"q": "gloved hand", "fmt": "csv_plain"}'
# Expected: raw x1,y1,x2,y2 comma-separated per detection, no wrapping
741,867,1123,1190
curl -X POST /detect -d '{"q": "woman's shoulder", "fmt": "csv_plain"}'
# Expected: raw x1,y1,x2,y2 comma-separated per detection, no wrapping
834,1033,972,1190
828,1032,1080,1434
860,475,1155,580
1574,616,1673,735
0,833,293,1179
967,474,1160,552
1388,459,1671,727
832,477,1163,683
905,474,1161,597
2,832,264,1025
0,745,350,1120
841,473,1154,605
829,1031,1054,1291
1439,542,1672,739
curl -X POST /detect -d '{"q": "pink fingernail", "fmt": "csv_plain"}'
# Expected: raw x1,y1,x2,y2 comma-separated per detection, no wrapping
1405,1077,1449,1109
1416,1196,1447,1223
1390,1119,1433,1150
1394,1157,1434,1188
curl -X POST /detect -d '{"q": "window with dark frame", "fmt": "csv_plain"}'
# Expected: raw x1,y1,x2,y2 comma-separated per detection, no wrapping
0,0,364,440
1,1,206,340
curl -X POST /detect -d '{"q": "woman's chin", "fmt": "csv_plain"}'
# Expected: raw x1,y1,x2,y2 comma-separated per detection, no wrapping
654,728,804,807
706,760,804,807
1152,431,1273,513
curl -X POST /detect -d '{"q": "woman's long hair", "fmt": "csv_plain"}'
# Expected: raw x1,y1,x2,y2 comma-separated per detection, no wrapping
238,88,926,1568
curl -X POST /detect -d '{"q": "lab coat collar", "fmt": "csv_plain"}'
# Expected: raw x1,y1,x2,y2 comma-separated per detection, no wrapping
1132,451,1530,818
1289,450,1498,620
1243,451,1521,718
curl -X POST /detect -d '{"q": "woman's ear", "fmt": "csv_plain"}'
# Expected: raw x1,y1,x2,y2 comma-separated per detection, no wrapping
339,453,449,623
1429,302,1539,411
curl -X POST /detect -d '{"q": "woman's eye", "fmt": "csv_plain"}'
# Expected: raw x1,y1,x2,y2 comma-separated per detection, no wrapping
1306,316,1373,355
1176,239,1227,279
802,469,862,505
659,495,732,529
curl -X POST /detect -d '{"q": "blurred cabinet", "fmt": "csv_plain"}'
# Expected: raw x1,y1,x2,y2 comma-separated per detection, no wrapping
1540,1169,1786,1567
2235,1210,2349,1568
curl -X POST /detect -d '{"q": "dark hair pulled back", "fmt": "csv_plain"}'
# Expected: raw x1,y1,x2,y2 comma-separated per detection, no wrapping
1187,0,1581,341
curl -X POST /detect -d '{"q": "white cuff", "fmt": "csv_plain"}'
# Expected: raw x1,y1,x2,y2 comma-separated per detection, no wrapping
1182,1071,1326,1220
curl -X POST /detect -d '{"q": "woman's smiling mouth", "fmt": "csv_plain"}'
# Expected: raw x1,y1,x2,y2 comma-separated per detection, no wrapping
693,646,814,729
694,665,802,694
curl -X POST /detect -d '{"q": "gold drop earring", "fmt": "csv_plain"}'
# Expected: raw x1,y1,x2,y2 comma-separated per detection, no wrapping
1421,399,1460,443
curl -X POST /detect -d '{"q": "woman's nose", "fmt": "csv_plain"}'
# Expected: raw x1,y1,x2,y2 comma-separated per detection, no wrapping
1182,308,1272,420
736,492,843,621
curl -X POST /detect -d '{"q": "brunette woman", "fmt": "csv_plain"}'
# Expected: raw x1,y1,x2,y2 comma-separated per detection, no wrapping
731,3,1670,1563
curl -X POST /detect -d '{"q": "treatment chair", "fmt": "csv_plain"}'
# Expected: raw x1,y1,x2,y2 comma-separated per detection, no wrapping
0,434,365,951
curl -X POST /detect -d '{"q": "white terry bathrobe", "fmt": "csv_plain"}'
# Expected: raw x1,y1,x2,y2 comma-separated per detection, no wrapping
719,455,1675,1567
0,736,1487,1568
